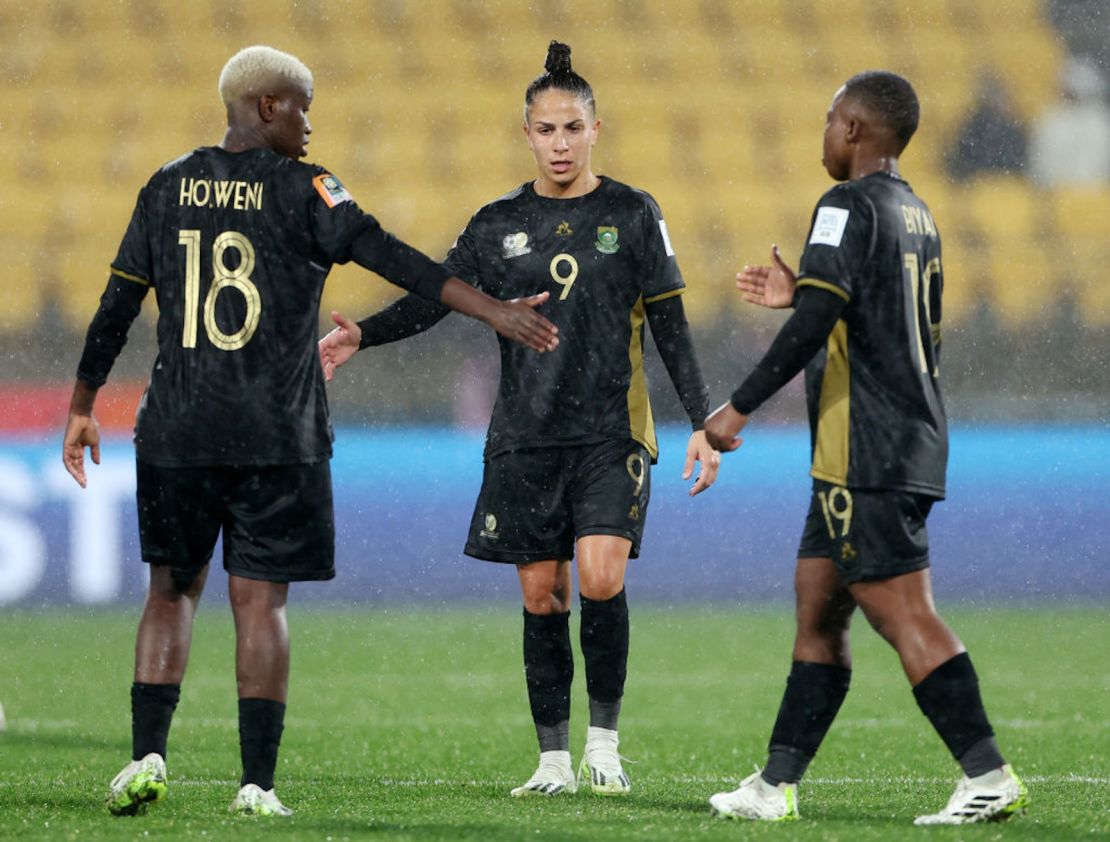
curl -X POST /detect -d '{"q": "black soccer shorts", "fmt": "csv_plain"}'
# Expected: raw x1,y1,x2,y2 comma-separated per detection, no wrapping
464,439,651,564
136,460,336,583
797,480,937,584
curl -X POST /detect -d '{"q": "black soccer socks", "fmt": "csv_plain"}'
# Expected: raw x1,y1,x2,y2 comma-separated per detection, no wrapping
238,697,286,791
580,589,629,730
913,652,1005,778
131,681,180,761
763,661,852,785
523,609,574,751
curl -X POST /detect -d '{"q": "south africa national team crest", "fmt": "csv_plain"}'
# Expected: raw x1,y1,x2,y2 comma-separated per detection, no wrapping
596,226,619,254
502,232,531,259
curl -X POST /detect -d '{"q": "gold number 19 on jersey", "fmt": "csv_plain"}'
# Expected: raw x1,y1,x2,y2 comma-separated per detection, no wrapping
178,229,262,351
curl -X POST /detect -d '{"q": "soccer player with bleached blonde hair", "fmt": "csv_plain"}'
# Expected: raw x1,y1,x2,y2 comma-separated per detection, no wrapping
64,44,558,819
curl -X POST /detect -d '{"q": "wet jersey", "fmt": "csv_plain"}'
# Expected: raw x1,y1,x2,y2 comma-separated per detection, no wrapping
795,172,947,497
445,177,685,460
111,146,372,466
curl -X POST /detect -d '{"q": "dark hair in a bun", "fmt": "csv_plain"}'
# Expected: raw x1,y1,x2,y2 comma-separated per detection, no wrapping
525,40,595,120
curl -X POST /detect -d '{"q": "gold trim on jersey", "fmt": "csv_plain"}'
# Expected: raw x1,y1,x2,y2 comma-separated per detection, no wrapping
796,277,850,302
110,267,151,286
626,296,658,459
811,318,850,485
643,287,684,305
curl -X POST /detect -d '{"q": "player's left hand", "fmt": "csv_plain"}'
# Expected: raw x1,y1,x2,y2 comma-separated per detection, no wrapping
683,429,721,496
62,412,100,488
704,402,747,454
318,310,362,382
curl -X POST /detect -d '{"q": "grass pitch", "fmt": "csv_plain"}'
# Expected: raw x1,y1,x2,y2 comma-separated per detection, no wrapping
0,604,1106,840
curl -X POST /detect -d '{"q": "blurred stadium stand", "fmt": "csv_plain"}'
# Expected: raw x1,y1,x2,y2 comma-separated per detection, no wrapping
0,0,1105,424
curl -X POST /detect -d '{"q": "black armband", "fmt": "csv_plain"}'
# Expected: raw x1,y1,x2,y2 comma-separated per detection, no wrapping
730,286,846,415
75,275,148,387
645,294,710,429
356,294,451,349
348,222,451,302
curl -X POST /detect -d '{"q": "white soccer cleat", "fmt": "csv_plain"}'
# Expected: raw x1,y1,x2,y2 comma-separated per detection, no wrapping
913,764,1028,825
229,783,294,816
578,727,631,796
106,753,168,816
709,770,799,821
510,750,577,797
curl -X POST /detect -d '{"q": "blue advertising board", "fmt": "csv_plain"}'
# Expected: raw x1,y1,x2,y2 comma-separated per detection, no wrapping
0,426,1105,605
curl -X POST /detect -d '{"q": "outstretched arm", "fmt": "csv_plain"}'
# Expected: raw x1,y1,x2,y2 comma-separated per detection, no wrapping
318,293,452,382
347,225,558,353
705,285,846,452
645,294,719,496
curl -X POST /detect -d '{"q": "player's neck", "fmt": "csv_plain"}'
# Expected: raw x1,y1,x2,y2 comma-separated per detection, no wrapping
850,152,901,181
219,125,270,154
533,170,601,200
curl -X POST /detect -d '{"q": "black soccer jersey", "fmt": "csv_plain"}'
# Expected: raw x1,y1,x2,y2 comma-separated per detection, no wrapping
111,147,372,467
444,177,684,460
795,172,947,497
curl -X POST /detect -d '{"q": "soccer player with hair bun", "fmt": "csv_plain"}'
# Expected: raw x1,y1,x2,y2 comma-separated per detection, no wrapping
320,40,720,799
704,71,1027,825
63,44,558,818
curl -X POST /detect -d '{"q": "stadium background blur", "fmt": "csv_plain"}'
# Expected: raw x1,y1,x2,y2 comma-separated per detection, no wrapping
0,0,1107,607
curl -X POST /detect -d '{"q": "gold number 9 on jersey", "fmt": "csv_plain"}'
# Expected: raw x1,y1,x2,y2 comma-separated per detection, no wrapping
178,229,262,351
549,253,579,301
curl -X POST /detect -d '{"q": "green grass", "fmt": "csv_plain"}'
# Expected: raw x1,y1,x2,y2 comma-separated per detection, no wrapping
1,604,1107,840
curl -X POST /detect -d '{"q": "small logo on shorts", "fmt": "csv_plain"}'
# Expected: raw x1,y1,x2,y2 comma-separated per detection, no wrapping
480,513,499,540
628,503,640,521
840,541,857,562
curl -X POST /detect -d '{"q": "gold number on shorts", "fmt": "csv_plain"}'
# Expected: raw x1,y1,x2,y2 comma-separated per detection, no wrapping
626,452,645,496
549,253,579,300
817,486,853,539
179,229,262,351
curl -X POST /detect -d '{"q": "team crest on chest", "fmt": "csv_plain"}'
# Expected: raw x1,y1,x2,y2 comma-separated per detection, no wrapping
596,226,619,254
501,231,531,259
554,220,573,237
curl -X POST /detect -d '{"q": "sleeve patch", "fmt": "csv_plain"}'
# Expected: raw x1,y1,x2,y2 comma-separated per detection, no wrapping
809,206,850,247
313,173,353,208
658,220,675,257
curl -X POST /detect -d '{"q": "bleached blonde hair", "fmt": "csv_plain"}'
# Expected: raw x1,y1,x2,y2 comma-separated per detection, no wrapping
218,45,313,105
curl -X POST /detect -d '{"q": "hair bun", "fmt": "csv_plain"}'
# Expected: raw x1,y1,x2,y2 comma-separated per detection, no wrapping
545,41,573,75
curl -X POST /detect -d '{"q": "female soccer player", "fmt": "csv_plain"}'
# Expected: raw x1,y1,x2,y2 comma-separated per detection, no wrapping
704,71,1026,825
320,41,720,797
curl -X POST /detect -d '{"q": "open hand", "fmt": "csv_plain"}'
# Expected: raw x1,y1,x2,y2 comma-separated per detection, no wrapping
736,245,797,310
62,412,100,488
683,430,721,496
318,310,362,382
493,292,559,353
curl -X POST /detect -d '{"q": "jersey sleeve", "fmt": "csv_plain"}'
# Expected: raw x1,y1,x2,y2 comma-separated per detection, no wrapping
306,169,378,264
442,217,483,289
110,187,155,287
795,185,876,302
638,193,686,302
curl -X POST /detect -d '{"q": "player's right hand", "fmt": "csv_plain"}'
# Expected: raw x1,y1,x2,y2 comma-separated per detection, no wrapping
318,310,362,382
62,413,101,488
494,292,560,353
736,244,797,310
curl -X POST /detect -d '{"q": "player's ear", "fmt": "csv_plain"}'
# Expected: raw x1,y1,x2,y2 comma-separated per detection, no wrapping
258,94,278,124
590,118,601,145
844,116,862,144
